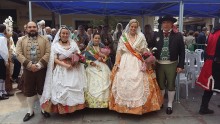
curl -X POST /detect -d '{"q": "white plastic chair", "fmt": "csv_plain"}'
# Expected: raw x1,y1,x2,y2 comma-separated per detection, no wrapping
179,73,190,99
194,52,202,74
178,50,200,99
185,49,190,53
187,52,200,88
184,49,191,76
195,49,204,66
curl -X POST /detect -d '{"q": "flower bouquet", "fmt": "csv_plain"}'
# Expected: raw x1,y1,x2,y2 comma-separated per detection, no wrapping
99,47,111,62
71,53,86,65
88,46,110,62
100,47,111,56
140,51,156,71
142,52,156,63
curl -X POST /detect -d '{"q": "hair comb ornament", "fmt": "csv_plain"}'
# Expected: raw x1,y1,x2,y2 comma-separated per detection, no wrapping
3,16,13,34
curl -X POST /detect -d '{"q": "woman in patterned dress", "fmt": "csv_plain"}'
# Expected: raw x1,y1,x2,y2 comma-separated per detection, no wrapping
84,32,111,108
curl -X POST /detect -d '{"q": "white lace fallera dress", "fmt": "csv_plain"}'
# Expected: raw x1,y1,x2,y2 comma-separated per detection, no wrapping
109,33,163,115
40,41,87,114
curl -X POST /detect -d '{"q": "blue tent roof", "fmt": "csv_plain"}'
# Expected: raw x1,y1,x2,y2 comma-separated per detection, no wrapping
31,0,220,17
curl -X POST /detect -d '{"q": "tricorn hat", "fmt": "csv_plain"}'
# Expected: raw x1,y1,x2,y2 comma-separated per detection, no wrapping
158,15,177,24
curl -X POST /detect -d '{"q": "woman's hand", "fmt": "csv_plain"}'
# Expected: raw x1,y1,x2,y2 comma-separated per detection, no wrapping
111,64,119,81
67,64,73,70
63,63,73,70
113,64,119,70
90,62,96,67
98,52,105,57
97,57,103,62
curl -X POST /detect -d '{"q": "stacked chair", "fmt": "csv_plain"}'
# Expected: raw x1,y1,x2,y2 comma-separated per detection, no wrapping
178,49,204,99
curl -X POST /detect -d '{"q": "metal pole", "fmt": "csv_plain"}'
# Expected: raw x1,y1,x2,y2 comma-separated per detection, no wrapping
178,0,184,33
59,14,61,28
29,1,32,21
175,1,184,103
212,18,215,27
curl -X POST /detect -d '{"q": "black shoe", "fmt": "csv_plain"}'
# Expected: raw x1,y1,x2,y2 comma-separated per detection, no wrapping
41,111,50,118
0,94,9,100
218,105,220,108
11,78,19,83
4,92,14,97
10,78,16,82
23,113,34,122
166,107,173,115
199,108,214,115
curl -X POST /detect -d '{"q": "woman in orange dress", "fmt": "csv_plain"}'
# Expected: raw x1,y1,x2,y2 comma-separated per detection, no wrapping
109,19,163,115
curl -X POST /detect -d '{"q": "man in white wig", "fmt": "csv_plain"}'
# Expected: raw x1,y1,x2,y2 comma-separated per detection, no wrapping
37,20,46,35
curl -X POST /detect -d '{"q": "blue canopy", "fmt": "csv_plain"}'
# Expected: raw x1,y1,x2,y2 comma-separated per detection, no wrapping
31,0,220,17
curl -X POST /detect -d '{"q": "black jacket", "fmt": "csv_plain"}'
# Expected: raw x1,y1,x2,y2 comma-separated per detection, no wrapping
152,30,185,69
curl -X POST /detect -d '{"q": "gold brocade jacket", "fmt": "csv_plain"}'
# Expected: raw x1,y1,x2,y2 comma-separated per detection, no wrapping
16,35,51,69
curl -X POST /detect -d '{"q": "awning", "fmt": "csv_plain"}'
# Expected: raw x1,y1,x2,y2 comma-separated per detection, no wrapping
30,0,220,17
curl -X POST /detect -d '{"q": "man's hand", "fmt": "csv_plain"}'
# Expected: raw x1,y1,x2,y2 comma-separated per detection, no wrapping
5,62,9,67
36,63,42,70
31,64,39,72
176,68,183,73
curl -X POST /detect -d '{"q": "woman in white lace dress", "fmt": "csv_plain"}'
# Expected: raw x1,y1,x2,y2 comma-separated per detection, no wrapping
109,19,163,115
40,27,87,114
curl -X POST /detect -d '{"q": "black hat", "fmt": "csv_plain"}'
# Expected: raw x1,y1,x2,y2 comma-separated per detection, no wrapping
158,15,177,24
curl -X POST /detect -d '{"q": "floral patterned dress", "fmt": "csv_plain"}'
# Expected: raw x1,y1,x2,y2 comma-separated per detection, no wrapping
84,43,111,108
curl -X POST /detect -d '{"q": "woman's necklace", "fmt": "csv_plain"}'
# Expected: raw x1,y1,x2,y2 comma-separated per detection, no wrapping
60,40,70,50
60,39,68,44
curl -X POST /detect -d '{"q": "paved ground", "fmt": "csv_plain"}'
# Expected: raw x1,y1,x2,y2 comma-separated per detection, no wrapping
0,82,220,124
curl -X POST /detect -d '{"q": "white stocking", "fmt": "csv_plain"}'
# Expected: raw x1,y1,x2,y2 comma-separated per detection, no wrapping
0,79,3,96
2,81,7,94
168,91,175,108
0,79,7,95
26,95,37,115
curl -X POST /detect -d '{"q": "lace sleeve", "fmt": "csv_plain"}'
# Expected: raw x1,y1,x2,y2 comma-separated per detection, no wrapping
40,45,55,105
117,36,124,53
140,34,149,53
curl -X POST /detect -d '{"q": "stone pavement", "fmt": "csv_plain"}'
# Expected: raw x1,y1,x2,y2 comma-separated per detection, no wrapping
0,83,220,124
